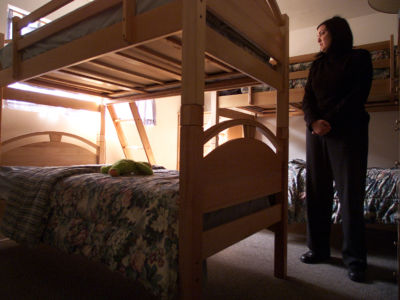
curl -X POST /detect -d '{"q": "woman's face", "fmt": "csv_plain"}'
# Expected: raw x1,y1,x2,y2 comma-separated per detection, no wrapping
317,24,331,52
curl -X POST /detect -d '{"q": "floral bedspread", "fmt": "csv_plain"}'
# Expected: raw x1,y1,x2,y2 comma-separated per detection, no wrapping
288,159,307,223
0,164,273,298
43,168,180,299
288,159,400,224
1,165,180,299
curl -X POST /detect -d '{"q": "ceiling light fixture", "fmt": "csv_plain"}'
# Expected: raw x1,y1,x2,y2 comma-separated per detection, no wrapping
368,0,400,14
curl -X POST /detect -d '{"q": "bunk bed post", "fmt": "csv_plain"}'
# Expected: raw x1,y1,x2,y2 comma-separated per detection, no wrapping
210,91,219,149
0,33,4,49
390,35,395,97
179,0,206,299
122,0,136,43
12,17,21,79
274,13,289,279
0,87,3,220
0,87,3,165
397,12,400,299
0,34,3,165
98,103,106,164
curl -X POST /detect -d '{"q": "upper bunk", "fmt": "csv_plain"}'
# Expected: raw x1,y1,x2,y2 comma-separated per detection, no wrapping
217,36,397,116
0,0,288,104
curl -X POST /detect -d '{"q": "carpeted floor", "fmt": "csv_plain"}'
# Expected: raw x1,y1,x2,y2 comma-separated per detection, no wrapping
204,226,397,300
0,226,397,300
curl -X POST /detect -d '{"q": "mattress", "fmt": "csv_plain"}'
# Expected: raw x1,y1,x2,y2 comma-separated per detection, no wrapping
0,164,272,299
0,0,173,69
0,0,271,71
287,159,400,225
221,48,391,96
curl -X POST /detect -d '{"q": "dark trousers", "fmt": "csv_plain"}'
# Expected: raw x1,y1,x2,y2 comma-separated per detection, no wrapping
305,122,369,268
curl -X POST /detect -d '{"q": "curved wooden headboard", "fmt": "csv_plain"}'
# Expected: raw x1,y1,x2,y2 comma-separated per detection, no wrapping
0,131,100,166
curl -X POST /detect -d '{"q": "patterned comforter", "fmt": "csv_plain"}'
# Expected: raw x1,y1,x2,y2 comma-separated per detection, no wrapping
288,159,400,224
0,164,271,299
0,165,101,245
0,165,180,299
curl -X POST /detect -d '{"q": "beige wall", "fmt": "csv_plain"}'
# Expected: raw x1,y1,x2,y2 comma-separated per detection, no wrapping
289,13,397,56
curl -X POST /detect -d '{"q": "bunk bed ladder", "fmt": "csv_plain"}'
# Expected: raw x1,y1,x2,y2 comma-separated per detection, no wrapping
128,102,156,165
106,103,156,165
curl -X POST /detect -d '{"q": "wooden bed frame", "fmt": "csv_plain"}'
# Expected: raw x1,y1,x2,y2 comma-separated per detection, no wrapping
216,36,397,117
0,1,289,299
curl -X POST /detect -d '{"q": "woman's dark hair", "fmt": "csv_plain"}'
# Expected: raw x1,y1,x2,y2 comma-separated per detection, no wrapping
317,16,353,55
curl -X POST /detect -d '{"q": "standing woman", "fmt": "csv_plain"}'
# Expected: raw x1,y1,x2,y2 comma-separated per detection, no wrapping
300,16,372,282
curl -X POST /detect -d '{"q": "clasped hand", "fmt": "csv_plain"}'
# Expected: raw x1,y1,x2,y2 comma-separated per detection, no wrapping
311,119,331,136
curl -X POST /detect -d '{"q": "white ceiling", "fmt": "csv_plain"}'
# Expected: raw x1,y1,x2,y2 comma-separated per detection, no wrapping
276,0,378,30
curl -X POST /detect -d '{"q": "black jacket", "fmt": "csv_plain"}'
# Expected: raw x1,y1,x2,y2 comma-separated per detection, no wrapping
302,48,373,133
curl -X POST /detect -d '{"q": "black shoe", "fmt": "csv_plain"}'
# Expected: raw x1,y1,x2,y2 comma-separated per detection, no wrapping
348,264,366,283
300,251,330,264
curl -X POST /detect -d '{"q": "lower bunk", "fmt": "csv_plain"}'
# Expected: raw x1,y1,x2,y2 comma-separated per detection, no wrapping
0,164,275,299
288,159,399,225
0,121,286,300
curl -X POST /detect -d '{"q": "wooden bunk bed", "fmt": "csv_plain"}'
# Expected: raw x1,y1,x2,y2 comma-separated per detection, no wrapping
0,0,289,299
216,35,397,117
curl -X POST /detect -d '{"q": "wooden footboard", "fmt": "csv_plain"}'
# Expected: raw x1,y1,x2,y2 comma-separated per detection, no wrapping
201,118,286,262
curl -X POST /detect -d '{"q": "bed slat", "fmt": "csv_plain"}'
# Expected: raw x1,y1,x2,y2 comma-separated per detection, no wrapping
218,91,277,109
